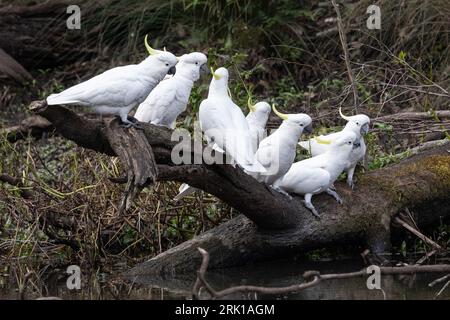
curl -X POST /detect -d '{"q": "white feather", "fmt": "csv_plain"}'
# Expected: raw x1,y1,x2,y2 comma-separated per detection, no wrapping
134,52,208,128
253,114,312,185
46,52,178,123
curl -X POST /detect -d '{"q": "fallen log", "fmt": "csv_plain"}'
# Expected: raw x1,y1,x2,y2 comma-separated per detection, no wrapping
29,102,450,276
1,115,53,143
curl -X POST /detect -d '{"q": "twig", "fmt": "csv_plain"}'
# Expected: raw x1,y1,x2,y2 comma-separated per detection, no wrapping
429,274,450,287
0,173,33,199
192,248,450,300
416,250,438,265
434,279,450,299
331,0,359,110
394,216,442,251
18,271,34,300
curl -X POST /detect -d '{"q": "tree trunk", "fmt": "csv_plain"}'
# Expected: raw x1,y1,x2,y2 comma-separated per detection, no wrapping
29,102,450,276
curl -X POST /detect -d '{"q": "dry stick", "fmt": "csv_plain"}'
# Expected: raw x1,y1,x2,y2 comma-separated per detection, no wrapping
416,250,438,265
331,0,359,111
434,279,450,299
429,274,450,287
0,173,33,199
193,248,450,299
393,216,442,251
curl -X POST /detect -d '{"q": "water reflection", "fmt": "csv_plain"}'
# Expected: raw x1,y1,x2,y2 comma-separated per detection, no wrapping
1,255,449,300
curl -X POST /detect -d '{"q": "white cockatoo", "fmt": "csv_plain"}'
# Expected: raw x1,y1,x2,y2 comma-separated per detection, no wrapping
199,67,266,173
273,131,360,218
246,98,271,153
134,52,208,128
252,105,312,186
46,36,178,128
298,107,370,188
174,67,266,201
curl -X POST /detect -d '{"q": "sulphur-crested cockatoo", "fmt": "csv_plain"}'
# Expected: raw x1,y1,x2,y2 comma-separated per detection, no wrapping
174,68,266,201
253,105,312,185
46,36,177,128
246,98,271,153
134,52,208,128
298,107,370,188
273,131,360,218
199,67,266,172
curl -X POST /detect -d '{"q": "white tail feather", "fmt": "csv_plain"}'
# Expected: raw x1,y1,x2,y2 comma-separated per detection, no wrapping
173,184,197,201
298,140,310,149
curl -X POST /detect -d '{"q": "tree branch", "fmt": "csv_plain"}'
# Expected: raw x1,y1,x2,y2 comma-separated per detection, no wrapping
28,101,450,275
192,247,450,299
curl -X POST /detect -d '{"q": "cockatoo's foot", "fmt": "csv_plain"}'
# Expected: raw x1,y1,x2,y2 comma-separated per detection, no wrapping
127,116,137,122
270,186,292,200
326,188,343,204
329,183,337,191
302,200,321,219
346,178,354,190
120,121,144,130
119,117,144,130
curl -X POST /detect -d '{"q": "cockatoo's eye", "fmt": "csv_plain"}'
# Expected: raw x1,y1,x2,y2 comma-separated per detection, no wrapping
165,63,169,67
348,141,352,144
356,122,360,125
300,123,304,127
195,62,199,65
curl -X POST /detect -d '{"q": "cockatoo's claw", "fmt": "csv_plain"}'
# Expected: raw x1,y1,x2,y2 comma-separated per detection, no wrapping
347,180,354,190
120,118,144,130
326,188,343,204
127,116,139,123
271,186,292,200
302,200,321,219
330,184,337,191
311,210,321,219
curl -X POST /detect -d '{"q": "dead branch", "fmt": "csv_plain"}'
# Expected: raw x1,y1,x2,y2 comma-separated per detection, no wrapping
1,115,53,143
0,48,33,83
374,111,450,123
394,216,442,251
192,247,450,299
0,173,33,199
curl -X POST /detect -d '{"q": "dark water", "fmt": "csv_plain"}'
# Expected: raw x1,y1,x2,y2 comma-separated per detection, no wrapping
1,255,449,300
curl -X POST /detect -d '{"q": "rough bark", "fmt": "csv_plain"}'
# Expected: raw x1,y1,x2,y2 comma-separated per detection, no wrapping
29,102,450,276
1,115,53,143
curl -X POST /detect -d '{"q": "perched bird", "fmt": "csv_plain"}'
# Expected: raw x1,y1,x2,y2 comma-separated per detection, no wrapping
46,36,178,128
273,131,360,218
174,68,266,202
134,52,208,128
246,98,271,153
253,105,312,186
199,67,266,172
298,107,370,188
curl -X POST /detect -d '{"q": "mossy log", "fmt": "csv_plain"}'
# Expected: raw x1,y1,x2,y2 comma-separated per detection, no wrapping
29,102,450,276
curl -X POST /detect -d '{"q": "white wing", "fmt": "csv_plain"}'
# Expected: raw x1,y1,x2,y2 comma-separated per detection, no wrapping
47,65,137,105
134,80,177,124
277,165,330,195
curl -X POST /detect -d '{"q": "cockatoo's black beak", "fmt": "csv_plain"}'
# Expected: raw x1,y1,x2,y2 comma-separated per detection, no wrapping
352,141,361,149
200,64,209,75
167,66,176,75
360,123,369,135
304,123,313,133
